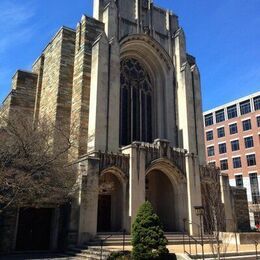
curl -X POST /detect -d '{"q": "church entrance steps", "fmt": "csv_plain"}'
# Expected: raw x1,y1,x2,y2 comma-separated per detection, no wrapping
87,232,216,246
66,246,111,260
65,243,259,260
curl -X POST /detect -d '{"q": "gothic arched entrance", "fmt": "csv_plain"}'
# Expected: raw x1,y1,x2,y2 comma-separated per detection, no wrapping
146,169,176,231
145,159,188,232
97,171,124,232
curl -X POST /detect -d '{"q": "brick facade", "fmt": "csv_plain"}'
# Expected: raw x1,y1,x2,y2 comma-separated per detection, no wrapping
204,92,260,227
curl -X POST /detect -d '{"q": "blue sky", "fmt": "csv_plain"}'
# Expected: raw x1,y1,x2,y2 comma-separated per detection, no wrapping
0,0,259,111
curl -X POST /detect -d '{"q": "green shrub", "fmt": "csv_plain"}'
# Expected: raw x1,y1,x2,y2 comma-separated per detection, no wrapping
131,201,169,259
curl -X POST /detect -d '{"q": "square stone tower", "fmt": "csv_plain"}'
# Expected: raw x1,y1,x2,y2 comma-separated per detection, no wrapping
74,0,207,244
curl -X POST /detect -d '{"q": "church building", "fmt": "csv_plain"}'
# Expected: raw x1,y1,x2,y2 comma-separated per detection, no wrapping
0,0,250,251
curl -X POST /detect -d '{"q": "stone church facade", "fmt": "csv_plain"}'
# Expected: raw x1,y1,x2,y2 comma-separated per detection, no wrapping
0,0,250,251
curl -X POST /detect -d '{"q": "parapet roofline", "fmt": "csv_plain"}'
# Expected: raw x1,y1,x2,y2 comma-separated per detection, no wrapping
32,26,76,68
152,5,178,18
203,91,260,115
11,70,38,79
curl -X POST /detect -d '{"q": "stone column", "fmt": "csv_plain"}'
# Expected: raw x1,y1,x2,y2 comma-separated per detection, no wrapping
191,65,206,165
100,1,120,152
220,174,237,232
106,39,120,152
185,155,202,236
164,71,176,146
178,65,202,235
122,181,130,233
78,157,100,245
87,33,109,153
174,29,203,236
93,0,102,20
122,143,146,229
33,55,44,123
70,16,104,158
102,1,118,40
68,165,82,246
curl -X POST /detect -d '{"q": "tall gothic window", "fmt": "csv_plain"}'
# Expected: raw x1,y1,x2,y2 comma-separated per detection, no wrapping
120,58,153,146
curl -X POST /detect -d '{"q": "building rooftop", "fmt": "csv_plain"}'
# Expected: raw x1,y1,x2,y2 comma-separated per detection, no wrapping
204,91,260,115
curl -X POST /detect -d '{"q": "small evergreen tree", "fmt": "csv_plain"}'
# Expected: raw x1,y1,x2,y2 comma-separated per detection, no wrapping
132,201,169,259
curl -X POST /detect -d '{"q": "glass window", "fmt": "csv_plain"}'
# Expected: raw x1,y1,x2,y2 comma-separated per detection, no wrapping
220,159,228,170
244,136,254,149
219,143,227,154
120,58,153,146
207,146,215,157
227,105,238,119
235,175,244,187
231,140,240,151
240,100,251,115
242,119,252,131
247,154,256,166
257,116,260,127
206,131,213,141
205,114,214,126
249,173,260,204
229,123,238,135
216,109,225,123
217,127,225,138
233,157,242,168
254,96,260,111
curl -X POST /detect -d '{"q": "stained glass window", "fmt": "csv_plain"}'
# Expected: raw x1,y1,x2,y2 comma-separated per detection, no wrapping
120,58,153,146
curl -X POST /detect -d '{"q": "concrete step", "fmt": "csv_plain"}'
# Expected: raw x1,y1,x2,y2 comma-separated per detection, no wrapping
70,246,111,253
66,246,111,260
89,233,216,246
67,253,108,260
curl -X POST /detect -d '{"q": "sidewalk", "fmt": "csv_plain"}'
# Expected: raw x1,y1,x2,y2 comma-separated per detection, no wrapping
104,243,258,255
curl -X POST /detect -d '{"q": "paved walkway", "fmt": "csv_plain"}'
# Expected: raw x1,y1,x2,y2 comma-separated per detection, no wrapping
1,243,259,259
0,253,73,260
104,243,259,255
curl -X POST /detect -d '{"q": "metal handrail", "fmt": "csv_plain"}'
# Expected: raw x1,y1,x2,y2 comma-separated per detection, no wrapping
99,229,127,260
183,232,202,256
122,229,126,252
100,234,113,260
183,220,204,259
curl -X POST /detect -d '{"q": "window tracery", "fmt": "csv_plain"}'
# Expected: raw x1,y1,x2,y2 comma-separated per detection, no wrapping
120,58,153,146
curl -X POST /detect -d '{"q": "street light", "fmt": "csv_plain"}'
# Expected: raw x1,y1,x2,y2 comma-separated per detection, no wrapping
194,206,205,260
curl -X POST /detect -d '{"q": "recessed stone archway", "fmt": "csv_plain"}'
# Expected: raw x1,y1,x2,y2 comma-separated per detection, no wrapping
145,160,188,232
97,168,127,232
146,169,176,231
120,34,177,144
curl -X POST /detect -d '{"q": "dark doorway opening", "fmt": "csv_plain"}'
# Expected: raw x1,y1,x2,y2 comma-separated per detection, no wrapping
16,208,53,251
146,170,175,232
97,195,111,232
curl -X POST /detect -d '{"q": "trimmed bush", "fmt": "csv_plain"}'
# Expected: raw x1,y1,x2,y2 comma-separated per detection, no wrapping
131,201,169,259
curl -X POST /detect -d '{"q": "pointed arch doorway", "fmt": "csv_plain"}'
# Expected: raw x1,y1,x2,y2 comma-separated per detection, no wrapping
97,171,124,232
145,160,188,233
146,169,176,231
